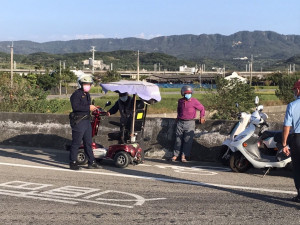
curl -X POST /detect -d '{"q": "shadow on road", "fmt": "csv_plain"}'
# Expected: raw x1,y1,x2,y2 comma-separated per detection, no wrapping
0,144,298,210
0,145,68,169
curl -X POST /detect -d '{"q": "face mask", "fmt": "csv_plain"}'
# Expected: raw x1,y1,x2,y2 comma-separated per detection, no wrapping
83,84,91,92
120,96,128,102
184,94,192,100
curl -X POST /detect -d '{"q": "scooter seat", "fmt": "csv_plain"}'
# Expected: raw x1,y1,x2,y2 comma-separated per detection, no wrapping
260,131,281,140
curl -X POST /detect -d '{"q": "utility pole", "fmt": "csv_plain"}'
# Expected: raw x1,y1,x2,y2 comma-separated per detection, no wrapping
90,46,96,74
9,41,14,88
250,55,253,86
59,60,62,95
137,50,140,81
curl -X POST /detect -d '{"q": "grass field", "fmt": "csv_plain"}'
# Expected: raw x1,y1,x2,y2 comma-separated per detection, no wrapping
57,86,283,114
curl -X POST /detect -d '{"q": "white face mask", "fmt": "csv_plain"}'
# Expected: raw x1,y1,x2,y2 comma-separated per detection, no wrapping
120,96,128,102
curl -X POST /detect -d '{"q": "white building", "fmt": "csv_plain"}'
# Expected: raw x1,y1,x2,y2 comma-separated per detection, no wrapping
179,65,196,73
70,70,91,78
82,58,110,70
225,72,247,83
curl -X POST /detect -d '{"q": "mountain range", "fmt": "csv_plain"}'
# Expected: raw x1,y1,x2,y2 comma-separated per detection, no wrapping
1,31,300,62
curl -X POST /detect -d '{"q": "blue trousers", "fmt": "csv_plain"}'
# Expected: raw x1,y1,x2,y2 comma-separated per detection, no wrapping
69,119,95,164
173,120,195,157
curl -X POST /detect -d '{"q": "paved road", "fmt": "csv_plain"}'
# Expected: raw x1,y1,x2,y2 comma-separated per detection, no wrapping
0,146,299,225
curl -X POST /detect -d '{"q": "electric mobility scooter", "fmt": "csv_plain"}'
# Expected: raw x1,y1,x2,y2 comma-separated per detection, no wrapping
76,80,161,168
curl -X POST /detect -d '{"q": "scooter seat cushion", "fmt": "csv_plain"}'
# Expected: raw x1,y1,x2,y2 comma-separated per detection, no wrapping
260,131,281,140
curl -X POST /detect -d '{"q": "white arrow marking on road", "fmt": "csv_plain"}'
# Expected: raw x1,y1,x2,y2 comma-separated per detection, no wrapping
0,162,297,195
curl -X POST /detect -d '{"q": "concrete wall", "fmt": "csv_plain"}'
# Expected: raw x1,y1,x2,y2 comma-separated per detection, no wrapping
0,112,283,162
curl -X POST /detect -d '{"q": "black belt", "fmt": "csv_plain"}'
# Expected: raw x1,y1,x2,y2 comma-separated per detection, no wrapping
178,119,194,121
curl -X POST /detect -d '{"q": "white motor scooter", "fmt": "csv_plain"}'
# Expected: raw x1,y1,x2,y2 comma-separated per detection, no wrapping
228,97,291,175
220,105,251,165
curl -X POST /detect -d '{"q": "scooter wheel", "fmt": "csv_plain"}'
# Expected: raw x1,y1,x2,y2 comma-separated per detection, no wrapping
114,152,130,168
77,149,88,165
229,152,251,173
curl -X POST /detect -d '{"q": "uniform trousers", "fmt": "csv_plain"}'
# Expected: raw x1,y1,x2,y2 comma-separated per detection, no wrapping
290,133,300,195
69,119,95,164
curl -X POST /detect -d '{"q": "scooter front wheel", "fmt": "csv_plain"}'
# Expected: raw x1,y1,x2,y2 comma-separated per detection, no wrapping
114,151,130,168
229,152,251,173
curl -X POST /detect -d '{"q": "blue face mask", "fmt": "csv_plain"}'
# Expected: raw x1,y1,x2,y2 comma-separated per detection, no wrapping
184,94,192,100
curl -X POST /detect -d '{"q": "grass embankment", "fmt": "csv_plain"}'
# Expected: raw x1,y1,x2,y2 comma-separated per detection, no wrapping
56,86,283,114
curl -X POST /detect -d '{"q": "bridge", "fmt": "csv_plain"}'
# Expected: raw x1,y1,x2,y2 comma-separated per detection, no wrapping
118,71,274,83
0,68,274,83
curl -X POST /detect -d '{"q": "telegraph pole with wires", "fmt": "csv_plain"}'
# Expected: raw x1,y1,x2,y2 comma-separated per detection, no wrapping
90,46,96,75
59,60,62,95
8,41,14,88
249,55,253,86
137,50,140,81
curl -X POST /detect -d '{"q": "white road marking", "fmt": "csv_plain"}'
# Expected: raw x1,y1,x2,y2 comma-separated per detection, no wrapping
0,180,166,208
138,164,231,175
0,162,296,195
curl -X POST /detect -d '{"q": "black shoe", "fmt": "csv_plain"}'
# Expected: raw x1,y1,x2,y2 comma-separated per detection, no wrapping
87,161,102,169
291,196,300,202
70,161,81,170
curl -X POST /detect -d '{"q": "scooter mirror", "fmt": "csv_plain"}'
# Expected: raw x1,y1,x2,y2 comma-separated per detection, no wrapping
255,96,259,105
105,101,111,107
257,105,264,112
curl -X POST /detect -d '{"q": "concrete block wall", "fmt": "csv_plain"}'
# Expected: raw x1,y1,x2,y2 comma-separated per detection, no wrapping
0,112,283,162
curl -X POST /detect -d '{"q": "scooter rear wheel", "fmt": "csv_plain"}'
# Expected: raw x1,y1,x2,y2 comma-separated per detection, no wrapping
229,152,251,173
77,149,88,165
218,145,231,166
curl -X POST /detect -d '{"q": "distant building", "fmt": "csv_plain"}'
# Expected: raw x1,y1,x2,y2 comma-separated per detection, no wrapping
179,65,196,73
71,70,91,78
82,58,110,70
225,72,247,83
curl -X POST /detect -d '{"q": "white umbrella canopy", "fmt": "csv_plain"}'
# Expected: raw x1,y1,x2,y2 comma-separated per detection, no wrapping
100,80,161,103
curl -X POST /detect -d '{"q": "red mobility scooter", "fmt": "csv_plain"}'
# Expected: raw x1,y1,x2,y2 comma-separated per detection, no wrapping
76,80,161,168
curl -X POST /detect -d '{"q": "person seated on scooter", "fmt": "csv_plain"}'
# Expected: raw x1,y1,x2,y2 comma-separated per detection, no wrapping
69,74,102,170
106,92,134,144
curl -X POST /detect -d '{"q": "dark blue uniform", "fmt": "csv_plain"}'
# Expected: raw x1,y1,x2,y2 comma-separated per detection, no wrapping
69,89,95,164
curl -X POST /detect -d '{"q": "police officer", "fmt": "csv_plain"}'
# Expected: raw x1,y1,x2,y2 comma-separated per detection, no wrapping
106,92,133,143
282,80,300,202
69,74,101,170
172,85,205,162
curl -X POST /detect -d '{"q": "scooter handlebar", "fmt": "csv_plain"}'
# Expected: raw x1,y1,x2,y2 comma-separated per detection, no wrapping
92,107,107,116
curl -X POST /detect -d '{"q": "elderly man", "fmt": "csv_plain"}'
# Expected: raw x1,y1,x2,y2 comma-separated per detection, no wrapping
171,85,205,162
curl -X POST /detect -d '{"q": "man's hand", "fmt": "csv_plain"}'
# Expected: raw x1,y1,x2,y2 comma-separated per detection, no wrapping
90,105,97,111
283,146,290,156
106,112,111,116
200,118,206,124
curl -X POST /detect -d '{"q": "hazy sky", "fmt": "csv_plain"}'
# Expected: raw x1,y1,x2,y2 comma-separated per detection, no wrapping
1,0,299,42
